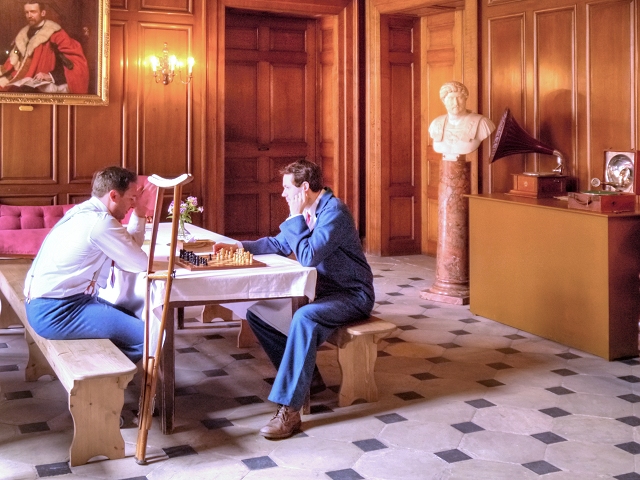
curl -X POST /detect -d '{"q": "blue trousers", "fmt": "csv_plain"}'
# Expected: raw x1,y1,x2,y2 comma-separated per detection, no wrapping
246,293,371,410
25,293,144,363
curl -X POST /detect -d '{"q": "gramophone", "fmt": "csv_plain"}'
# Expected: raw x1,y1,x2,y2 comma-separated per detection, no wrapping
489,108,567,198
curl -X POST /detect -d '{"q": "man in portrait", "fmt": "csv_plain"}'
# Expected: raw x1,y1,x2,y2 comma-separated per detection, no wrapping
0,2,89,93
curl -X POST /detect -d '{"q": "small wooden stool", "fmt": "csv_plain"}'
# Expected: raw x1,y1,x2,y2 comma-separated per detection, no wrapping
325,316,396,408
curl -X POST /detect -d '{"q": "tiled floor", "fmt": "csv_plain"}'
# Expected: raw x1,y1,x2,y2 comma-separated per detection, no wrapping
1,254,640,479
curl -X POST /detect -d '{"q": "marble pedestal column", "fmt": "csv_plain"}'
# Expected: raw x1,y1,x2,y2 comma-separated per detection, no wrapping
421,155,471,305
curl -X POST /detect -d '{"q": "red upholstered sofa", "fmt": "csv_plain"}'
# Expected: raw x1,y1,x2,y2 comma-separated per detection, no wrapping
0,177,155,258
0,204,74,257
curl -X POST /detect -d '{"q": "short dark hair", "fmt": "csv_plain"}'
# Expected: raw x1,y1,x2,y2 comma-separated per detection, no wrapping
280,159,323,192
92,166,137,197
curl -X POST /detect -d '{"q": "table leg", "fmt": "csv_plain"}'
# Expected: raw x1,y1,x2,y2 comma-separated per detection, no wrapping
177,307,184,330
159,306,176,434
292,296,308,312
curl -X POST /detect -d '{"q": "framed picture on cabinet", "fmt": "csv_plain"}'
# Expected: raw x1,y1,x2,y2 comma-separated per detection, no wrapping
604,150,638,194
0,0,108,106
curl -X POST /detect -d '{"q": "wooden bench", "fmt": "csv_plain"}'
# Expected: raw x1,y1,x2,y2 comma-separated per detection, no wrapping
239,315,396,410
0,259,137,467
326,316,396,408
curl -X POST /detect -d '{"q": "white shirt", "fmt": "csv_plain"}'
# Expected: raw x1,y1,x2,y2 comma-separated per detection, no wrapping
24,196,147,299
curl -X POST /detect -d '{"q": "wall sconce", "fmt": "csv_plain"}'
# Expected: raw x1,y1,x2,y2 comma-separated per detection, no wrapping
149,42,194,85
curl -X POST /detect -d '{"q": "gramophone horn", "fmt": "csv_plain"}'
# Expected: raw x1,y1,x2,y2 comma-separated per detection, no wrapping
489,108,561,168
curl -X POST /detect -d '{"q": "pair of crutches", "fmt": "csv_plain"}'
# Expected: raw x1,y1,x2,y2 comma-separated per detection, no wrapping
135,173,193,465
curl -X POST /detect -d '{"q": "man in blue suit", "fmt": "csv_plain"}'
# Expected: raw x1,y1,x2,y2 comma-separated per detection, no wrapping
217,159,374,439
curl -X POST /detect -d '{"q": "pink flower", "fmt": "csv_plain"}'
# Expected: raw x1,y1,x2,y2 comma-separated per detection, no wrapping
167,196,203,225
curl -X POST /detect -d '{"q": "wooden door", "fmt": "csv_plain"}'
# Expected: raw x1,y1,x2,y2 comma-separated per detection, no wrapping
379,15,422,255
224,10,318,239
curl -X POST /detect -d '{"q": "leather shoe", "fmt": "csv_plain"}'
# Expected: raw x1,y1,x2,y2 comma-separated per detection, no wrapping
310,365,327,396
259,404,301,439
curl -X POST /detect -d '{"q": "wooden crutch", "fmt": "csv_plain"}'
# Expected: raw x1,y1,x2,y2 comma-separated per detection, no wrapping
135,173,193,465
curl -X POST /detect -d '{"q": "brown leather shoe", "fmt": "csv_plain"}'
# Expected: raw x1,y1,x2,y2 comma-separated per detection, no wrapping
259,404,301,439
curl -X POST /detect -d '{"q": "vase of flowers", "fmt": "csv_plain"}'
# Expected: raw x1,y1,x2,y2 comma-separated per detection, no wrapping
168,196,203,239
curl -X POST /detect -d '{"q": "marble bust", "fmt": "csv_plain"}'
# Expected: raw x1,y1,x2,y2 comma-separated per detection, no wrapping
429,81,495,160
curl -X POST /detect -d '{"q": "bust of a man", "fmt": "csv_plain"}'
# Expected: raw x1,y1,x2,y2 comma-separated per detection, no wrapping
429,81,495,160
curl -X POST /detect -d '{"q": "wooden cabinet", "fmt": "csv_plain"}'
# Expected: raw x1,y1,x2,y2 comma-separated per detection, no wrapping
469,194,640,360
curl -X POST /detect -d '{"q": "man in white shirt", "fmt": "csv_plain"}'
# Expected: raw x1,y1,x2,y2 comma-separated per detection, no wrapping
24,166,151,363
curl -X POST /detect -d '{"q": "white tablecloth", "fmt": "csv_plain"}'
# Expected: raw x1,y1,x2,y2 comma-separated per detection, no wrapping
99,223,317,352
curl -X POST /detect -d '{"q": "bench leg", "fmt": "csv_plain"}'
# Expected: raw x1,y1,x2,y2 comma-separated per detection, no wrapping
336,334,378,407
237,318,259,348
68,374,134,467
202,304,235,323
24,329,55,382
0,290,21,329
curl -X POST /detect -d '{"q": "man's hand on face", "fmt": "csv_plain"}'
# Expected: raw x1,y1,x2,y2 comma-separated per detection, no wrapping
133,181,157,218
288,191,307,217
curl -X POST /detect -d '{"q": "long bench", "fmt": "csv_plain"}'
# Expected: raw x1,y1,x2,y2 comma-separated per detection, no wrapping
0,259,137,467
238,314,396,411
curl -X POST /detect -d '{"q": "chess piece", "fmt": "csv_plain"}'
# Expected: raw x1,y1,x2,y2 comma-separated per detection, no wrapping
421,81,495,305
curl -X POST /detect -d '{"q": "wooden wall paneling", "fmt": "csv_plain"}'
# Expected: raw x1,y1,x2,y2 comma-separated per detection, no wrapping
365,0,383,253
586,0,634,183
372,0,462,14
367,0,471,255
224,13,262,237
221,0,351,16
141,0,193,13
481,0,638,194
320,16,338,191
0,106,55,184
390,17,421,253
343,0,361,229
534,7,576,180
422,12,456,255
111,0,128,10
212,1,226,235
223,12,317,239
485,13,526,193
73,22,129,181
378,14,391,254
0,195,58,206
138,23,193,177
380,15,421,255
212,0,356,236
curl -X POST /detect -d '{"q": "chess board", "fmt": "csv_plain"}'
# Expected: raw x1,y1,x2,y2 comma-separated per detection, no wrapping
174,251,267,271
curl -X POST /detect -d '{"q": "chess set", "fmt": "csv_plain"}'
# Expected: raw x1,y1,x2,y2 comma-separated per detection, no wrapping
174,246,266,271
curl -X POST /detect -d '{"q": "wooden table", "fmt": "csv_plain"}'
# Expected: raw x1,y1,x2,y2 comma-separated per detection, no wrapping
468,194,640,360
141,225,318,434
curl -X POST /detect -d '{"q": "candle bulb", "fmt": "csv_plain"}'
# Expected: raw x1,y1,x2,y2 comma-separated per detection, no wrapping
169,55,177,73
187,57,194,75
150,56,159,72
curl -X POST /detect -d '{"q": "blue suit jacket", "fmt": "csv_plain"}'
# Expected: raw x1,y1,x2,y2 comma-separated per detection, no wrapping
241,188,374,313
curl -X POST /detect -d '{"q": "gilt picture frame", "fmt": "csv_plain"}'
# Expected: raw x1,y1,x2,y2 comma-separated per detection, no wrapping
0,0,108,106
